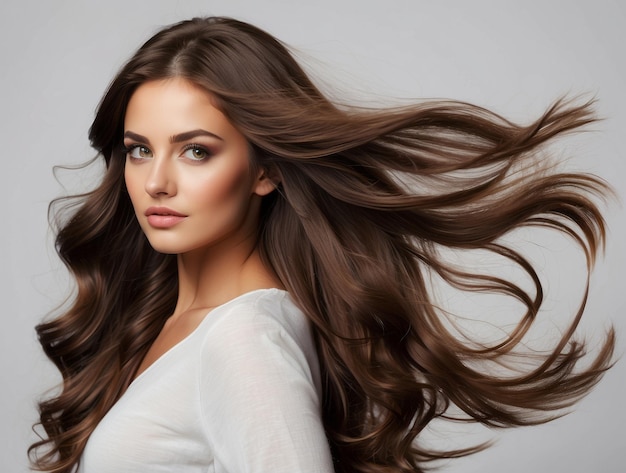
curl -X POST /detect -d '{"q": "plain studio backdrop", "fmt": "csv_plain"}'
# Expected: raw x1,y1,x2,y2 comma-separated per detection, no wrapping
1,1,624,472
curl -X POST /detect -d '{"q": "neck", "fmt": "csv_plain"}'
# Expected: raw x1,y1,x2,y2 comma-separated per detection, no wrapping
173,234,282,317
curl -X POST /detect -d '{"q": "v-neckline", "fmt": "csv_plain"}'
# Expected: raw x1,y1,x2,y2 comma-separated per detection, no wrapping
127,288,286,390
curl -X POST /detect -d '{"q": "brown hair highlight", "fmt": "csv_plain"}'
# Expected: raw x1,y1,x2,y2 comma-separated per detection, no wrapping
31,17,615,473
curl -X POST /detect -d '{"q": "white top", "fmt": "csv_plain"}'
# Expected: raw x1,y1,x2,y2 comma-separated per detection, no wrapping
79,288,335,473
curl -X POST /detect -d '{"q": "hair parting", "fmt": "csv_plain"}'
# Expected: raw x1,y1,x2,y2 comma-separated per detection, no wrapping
31,17,615,473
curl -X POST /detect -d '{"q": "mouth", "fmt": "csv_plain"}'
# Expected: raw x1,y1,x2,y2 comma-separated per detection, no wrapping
144,207,187,228
145,207,186,217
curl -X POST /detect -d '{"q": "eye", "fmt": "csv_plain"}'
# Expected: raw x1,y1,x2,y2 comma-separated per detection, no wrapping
182,145,210,161
126,145,153,159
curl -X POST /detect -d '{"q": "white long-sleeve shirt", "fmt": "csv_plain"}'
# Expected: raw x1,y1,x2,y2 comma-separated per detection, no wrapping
79,288,335,472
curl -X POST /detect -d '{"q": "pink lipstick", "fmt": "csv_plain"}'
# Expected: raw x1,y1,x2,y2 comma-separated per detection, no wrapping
145,207,187,229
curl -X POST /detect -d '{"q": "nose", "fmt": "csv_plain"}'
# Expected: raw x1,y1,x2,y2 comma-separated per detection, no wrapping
145,157,176,198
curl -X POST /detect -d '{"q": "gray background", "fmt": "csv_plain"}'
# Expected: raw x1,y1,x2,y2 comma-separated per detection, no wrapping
1,1,624,472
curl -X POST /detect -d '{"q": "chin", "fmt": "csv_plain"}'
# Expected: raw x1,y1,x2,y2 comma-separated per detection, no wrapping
147,245,180,255
143,237,185,255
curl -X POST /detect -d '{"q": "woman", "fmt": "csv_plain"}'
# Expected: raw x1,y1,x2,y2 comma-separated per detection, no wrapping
30,16,614,473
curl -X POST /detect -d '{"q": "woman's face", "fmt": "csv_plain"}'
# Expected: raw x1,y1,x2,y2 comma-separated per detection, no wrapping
123,77,274,255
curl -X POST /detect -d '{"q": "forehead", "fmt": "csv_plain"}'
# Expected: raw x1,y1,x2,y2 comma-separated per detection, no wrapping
124,78,233,137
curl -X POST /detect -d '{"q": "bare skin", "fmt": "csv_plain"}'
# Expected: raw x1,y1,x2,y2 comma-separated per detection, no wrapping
123,78,282,380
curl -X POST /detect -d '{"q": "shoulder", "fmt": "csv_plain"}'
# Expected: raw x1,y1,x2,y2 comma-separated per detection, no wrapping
197,287,322,403
205,288,311,346
199,288,318,374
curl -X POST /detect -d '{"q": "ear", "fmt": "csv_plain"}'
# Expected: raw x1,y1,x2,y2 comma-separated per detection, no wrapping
253,168,279,197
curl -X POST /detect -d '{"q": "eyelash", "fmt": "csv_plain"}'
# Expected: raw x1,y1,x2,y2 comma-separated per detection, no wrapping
122,143,212,162
181,143,212,161
123,144,151,160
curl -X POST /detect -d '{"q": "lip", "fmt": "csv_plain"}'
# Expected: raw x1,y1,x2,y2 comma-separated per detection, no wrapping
145,206,186,217
144,206,187,229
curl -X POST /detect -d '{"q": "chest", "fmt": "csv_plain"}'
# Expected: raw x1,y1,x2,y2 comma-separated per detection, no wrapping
81,339,213,472
135,308,211,380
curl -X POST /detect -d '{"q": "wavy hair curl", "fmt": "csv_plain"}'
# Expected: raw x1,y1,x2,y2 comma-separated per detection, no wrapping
30,17,615,473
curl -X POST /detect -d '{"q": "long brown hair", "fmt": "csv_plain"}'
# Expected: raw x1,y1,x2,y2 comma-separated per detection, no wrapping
30,17,615,473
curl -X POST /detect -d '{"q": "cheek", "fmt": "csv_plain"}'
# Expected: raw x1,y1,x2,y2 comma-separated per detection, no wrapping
191,164,253,211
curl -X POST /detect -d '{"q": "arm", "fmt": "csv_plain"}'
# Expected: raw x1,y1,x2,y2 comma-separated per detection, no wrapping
198,294,335,473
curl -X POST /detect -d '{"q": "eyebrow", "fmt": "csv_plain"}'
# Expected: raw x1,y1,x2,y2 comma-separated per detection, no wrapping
123,129,224,143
